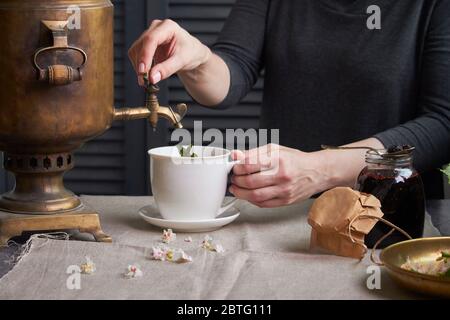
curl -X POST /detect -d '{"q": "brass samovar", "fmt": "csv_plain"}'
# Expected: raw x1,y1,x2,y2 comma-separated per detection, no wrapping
0,0,187,244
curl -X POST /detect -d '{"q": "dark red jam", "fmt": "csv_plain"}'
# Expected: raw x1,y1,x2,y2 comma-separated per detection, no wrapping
356,149,425,248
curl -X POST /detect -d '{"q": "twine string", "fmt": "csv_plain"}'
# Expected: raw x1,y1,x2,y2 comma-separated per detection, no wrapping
347,214,412,266
5,232,69,266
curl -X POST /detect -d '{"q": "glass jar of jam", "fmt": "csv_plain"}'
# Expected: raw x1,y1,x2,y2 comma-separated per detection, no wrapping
356,146,425,248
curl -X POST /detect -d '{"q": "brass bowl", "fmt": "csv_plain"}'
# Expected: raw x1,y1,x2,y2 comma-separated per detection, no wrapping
380,237,450,298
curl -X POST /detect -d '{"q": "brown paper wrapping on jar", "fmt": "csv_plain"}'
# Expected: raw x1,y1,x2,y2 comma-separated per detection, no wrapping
308,187,384,259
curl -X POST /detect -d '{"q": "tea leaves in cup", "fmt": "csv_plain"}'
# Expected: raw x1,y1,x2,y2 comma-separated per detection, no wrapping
177,144,198,158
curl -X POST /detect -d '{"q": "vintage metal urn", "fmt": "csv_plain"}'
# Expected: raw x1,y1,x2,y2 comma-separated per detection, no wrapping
0,0,187,244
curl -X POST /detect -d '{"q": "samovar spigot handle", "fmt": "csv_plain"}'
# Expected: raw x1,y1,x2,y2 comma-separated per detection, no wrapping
142,74,186,130
143,75,161,129
113,75,187,129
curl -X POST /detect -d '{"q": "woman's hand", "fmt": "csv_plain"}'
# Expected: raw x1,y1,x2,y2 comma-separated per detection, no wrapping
229,144,335,208
128,19,211,85
229,138,384,208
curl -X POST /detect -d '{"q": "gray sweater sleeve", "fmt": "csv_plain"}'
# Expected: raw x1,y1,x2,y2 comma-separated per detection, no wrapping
211,0,268,109
374,0,450,172
210,0,449,173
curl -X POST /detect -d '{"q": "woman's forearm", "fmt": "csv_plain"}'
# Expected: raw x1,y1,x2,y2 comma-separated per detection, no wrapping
318,137,385,189
177,51,230,107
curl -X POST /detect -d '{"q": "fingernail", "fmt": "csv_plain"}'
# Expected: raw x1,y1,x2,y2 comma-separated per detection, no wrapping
231,150,244,161
151,71,161,84
228,186,234,194
138,63,146,73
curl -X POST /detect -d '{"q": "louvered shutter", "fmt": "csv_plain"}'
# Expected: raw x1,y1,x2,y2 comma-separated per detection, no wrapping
167,0,263,149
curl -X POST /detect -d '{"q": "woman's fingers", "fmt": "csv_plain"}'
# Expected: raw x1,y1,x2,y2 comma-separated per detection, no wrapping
128,19,180,85
229,184,282,203
231,169,277,189
129,39,151,86
232,150,276,175
150,54,184,83
129,18,213,87
231,149,245,161
138,28,174,80
232,150,263,175
148,19,163,31
233,162,268,175
137,19,163,76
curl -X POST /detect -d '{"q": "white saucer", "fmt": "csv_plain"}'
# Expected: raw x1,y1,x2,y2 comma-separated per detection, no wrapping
138,204,240,233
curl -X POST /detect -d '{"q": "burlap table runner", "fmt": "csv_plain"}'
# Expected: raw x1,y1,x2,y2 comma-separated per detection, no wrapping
0,196,440,299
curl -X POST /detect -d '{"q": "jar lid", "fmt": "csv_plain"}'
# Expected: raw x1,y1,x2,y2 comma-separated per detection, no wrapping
366,145,414,166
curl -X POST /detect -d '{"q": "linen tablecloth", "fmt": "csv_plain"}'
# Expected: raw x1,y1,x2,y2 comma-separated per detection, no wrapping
0,196,440,299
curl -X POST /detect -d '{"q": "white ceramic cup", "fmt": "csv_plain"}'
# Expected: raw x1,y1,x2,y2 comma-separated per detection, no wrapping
148,146,238,221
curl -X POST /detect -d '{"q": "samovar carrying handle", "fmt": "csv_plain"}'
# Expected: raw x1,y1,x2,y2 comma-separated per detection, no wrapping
33,20,87,86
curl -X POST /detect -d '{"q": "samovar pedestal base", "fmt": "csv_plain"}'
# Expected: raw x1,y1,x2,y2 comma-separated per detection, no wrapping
1,152,83,213
0,153,111,246
0,210,112,247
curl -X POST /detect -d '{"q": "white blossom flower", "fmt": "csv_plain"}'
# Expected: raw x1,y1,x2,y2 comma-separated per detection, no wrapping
80,256,96,274
162,229,176,244
124,264,143,279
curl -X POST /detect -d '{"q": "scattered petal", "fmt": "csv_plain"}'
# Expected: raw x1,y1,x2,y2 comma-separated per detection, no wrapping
171,249,193,263
80,256,96,274
165,248,174,261
162,229,176,244
151,246,166,261
214,244,225,253
201,235,224,253
124,264,143,279
150,246,192,263
184,236,193,242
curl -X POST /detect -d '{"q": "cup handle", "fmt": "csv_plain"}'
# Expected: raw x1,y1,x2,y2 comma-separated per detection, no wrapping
216,198,238,217
216,158,241,217
226,159,241,171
